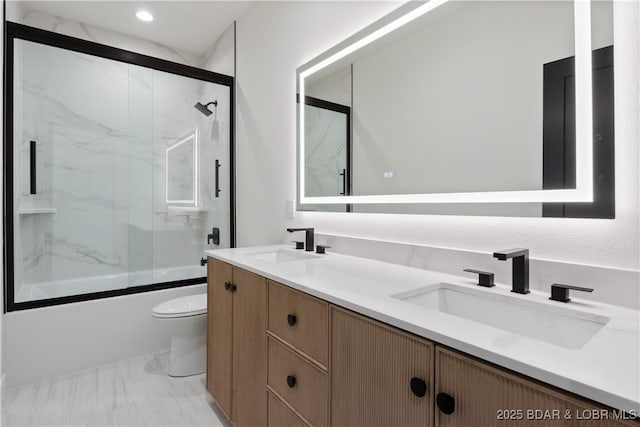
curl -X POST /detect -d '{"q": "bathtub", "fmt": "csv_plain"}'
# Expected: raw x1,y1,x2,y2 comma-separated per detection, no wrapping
7,264,208,386
15,265,206,302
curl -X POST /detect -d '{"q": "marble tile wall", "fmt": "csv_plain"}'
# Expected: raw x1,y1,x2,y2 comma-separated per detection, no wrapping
21,10,201,67
196,80,232,250
201,23,235,76
17,40,131,288
316,233,640,310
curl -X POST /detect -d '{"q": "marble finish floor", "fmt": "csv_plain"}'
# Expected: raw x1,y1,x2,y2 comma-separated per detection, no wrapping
1,351,227,426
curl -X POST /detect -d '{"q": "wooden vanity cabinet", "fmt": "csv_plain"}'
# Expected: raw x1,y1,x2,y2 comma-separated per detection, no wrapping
206,257,267,427
435,347,638,427
330,307,635,427
331,307,434,427
267,281,329,427
206,258,233,419
206,261,636,427
268,391,309,427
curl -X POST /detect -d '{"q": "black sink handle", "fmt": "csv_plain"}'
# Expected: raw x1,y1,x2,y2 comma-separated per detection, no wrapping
549,283,594,303
463,268,495,288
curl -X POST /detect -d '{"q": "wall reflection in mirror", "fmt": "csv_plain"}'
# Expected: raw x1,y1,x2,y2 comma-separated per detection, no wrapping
298,0,614,217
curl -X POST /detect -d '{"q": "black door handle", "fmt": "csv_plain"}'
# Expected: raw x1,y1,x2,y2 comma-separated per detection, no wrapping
436,392,455,415
339,168,346,196
410,377,427,398
30,140,37,194
286,375,296,388
287,314,297,326
215,159,221,198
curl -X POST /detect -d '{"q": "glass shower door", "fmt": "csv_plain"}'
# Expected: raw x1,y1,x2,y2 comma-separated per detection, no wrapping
14,39,132,302
9,36,232,307
148,69,232,285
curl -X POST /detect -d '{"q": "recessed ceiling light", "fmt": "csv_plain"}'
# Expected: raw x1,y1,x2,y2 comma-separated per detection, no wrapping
136,10,154,22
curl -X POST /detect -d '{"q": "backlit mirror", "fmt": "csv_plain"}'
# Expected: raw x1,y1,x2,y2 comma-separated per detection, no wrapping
297,0,614,217
166,129,198,205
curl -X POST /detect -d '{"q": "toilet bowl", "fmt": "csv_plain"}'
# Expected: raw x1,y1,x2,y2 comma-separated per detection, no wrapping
152,293,207,377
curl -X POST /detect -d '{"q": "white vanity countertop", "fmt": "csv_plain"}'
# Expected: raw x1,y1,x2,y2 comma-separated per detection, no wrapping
204,245,640,413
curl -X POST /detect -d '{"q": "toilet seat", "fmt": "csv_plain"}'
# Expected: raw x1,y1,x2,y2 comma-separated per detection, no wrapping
152,294,207,318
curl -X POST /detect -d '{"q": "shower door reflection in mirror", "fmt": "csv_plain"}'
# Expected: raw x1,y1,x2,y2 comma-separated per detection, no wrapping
299,94,351,212
8,32,233,309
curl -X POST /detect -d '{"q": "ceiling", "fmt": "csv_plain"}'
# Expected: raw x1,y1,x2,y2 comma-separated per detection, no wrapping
20,1,253,56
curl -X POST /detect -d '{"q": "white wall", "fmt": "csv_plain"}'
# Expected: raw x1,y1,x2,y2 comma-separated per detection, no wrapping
235,1,400,247
235,1,639,273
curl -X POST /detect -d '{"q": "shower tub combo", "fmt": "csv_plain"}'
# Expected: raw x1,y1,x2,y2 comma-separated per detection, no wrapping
3,21,235,385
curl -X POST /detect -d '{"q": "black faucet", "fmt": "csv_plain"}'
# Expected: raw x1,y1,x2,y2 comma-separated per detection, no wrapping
493,248,530,294
286,228,314,252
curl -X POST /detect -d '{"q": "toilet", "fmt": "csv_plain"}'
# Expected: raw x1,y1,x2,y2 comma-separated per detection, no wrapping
152,293,207,377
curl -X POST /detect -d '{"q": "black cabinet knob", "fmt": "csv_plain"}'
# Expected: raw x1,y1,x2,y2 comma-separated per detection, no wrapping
224,282,231,291
287,314,297,326
230,284,237,293
436,392,455,415
286,375,296,388
410,377,427,398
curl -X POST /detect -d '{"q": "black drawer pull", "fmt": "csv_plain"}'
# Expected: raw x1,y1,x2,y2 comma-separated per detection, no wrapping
410,377,427,398
224,282,231,291
436,392,455,415
286,375,296,388
287,314,297,326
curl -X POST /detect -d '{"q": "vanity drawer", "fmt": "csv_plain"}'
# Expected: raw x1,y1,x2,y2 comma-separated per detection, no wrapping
268,336,329,427
268,281,328,366
268,391,309,427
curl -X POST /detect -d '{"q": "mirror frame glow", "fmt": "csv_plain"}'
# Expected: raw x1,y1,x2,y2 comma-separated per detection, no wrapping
166,129,199,205
297,0,594,205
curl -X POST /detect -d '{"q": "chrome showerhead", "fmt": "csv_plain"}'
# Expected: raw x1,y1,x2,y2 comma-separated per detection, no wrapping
194,100,217,116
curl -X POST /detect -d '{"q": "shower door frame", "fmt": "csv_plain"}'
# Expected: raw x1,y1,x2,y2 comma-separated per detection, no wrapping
3,22,236,312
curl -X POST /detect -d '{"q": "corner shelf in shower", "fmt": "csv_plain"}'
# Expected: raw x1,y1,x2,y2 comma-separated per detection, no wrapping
18,208,57,215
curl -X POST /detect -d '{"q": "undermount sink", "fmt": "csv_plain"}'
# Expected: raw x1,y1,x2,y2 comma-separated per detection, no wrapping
245,248,321,263
392,283,609,350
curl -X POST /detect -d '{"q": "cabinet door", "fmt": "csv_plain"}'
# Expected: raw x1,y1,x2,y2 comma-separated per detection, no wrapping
331,307,434,427
435,347,635,427
232,267,268,427
206,258,234,419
